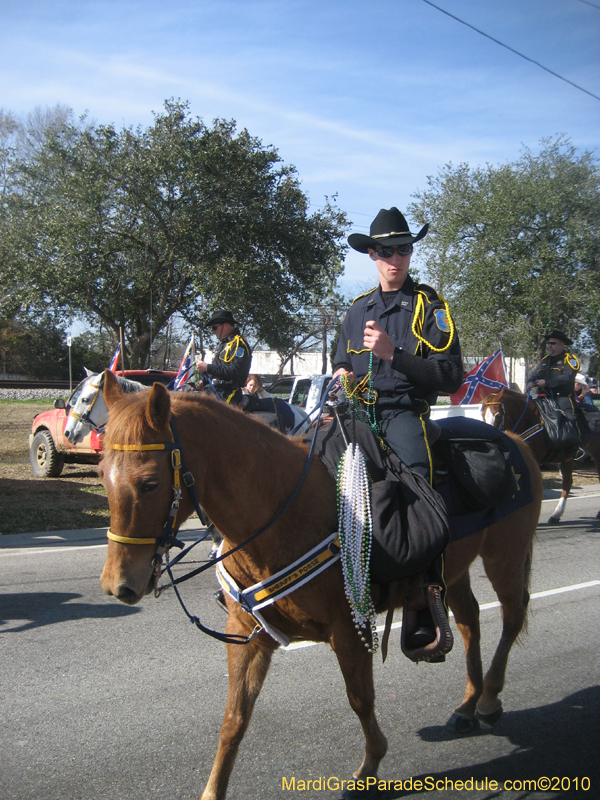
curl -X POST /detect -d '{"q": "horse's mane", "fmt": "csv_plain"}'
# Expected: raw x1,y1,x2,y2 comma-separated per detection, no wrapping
103,390,309,454
114,375,145,394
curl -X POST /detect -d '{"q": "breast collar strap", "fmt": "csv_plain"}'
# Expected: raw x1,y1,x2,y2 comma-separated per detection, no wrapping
215,533,341,646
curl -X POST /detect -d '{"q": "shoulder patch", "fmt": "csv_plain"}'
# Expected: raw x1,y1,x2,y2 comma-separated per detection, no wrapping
434,308,451,333
351,287,377,305
566,353,579,370
235,347,245,358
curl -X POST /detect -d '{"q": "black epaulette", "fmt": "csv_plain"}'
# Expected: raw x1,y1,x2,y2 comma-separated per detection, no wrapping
350,287,377,305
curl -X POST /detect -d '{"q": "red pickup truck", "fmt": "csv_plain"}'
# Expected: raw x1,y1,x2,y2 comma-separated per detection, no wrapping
29,370,176,477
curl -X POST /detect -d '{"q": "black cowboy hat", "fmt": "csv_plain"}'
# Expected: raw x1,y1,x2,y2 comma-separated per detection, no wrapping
544,330,573,346
204,310,239,328
348,207,429,254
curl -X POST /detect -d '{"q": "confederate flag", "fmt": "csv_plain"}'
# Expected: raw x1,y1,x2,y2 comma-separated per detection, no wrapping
173,333,196,390
108,343,121,372
450,348,509,405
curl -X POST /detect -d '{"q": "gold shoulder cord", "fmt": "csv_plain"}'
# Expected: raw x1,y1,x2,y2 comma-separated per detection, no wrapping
222,335,247,363
565,352,580,371
412,290,455,354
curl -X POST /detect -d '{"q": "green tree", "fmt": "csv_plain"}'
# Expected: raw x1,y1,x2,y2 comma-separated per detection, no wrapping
408,137,600,365
3,100,348,367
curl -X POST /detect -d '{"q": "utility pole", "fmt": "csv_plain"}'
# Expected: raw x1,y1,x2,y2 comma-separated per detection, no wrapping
67,336,72,393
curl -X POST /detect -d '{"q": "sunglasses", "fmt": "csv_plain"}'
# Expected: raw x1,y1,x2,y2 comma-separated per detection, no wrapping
547,341,560,346
375,244,414,258
210,324,221,331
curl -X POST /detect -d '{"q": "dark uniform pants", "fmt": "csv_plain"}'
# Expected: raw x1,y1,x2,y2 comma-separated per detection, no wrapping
375,395,433,483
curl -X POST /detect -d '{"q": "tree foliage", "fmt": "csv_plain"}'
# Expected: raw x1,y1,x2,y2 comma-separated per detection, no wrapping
2,101,348,367
408,137,600,364
0,313,108,380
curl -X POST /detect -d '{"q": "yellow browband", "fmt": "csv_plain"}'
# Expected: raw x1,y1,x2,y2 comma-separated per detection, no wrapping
107,443,168,451
106,529,157,545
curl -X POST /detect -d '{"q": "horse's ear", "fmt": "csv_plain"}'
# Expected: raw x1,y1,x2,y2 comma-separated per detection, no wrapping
84,366,95,378
145,383,171,431
103,369,123,410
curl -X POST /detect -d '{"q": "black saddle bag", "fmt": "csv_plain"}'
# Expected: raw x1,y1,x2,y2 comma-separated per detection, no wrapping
435,436,517,513
535,396,581,448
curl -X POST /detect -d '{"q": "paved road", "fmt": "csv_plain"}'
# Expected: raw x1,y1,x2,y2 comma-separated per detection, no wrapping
1,493,599,800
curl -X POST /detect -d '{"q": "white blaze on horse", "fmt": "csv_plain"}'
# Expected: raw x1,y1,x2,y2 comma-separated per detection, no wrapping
64,370,145,444
482,387,600,523
98,370,543,800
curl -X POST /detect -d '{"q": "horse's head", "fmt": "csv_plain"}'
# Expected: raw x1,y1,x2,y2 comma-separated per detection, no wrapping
64,372,107,444
481,388,538,434
481,390,505,428
99,370,175,605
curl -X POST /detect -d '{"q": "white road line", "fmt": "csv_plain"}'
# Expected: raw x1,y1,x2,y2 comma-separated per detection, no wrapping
283,580,600,651
0,543,108,557
542,492,600,503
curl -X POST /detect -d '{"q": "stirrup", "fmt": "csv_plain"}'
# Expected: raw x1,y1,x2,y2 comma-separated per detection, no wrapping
401,584,453,663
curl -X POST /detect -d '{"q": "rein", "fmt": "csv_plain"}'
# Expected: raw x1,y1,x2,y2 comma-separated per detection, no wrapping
105,381,336,645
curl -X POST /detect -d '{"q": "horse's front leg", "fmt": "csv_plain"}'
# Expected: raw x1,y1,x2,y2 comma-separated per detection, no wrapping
549,457,573,524
200,619,275,800
330,619,388,789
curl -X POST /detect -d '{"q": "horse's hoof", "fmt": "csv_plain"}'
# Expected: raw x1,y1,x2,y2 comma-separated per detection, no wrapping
445,712,480,734
547,516,561,525
476,706,503,727
342,784,380,800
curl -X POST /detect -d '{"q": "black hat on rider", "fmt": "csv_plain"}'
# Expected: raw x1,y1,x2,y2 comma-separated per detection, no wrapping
544,330,573,346
204,310,239,328
348,207,429,253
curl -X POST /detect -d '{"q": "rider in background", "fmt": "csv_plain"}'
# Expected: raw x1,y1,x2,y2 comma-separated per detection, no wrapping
526,330,579,422
195,310,252,405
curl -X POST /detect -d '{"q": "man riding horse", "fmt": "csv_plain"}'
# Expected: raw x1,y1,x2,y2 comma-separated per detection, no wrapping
332,206,463,656
195,310,252,405
526,329,583,446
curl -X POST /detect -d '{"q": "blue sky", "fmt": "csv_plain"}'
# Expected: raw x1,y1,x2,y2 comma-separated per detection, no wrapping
1,0,599,291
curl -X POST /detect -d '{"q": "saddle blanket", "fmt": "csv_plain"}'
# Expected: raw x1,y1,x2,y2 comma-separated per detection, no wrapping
435,418,534,542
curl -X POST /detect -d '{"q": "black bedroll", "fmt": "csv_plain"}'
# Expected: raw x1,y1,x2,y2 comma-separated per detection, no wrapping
306,413,449,585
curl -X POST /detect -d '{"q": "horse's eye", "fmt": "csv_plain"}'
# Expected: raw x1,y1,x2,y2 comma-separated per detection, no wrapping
140,479,160,494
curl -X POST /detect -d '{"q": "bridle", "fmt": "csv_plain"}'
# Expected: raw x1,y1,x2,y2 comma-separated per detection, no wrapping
68,378,105,431
104,383,334,644
106,418,203,553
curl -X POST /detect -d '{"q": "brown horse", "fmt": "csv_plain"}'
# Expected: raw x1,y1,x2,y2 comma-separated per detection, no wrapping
482,387,600,523
99,371,543,800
